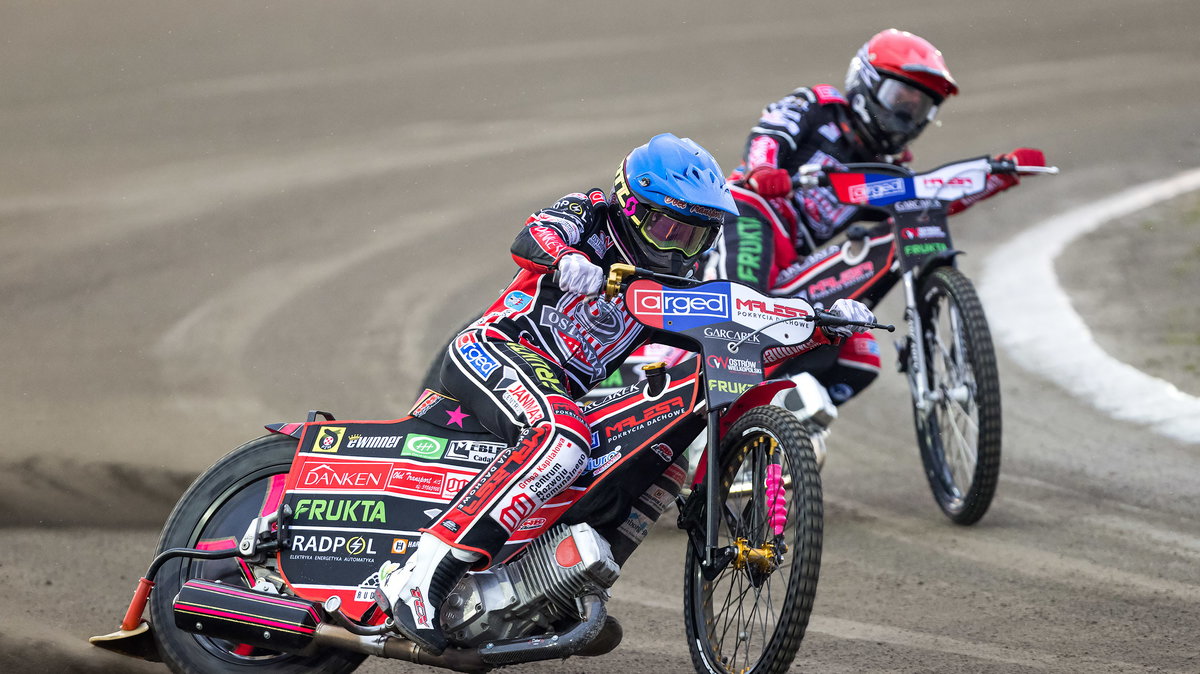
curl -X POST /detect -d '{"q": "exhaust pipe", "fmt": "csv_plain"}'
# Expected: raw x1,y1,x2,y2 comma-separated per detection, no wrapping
172,580,488,671
173,579,323,654
477,594,608,666
173,580,608,671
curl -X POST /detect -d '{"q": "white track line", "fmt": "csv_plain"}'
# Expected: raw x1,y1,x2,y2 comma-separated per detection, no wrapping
980,168,1200,444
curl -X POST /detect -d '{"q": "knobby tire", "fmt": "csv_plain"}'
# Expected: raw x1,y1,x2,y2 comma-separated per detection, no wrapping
913,266,1002,525
149,434,365,674
682,405,822,674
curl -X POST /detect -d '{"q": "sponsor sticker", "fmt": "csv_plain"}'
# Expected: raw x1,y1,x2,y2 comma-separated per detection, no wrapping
459,342,500,378
356,570,381,602
901,226,946,240
630,288,729,319
345,434,403,450
587,449,621,477
401,434,448,460
446,440,504,464
504,291,533,312
312,426,347,453
706,355,759,374
299,459,391,491
708,379,755,395
848,177,908,203
294,498,387,524
290,534,378,557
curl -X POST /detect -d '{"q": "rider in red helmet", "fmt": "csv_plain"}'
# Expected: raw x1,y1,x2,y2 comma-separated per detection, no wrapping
845,28,958,156
708,29,1045,407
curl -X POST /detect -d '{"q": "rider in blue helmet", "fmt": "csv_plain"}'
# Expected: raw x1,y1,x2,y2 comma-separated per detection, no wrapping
377,133,741,655
609,133,735,276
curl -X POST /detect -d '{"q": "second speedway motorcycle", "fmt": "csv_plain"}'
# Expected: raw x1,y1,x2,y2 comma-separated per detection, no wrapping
93,264,889,674
761,155,1057,524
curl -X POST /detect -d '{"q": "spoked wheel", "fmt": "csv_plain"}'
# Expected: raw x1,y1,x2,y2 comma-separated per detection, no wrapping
683,405,822,674
148,434,365,674
912,266,1002,525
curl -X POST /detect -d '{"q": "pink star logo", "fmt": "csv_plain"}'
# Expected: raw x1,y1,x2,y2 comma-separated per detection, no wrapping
446,406,469,428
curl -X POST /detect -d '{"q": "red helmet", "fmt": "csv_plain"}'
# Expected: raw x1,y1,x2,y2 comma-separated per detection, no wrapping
845,29,958,155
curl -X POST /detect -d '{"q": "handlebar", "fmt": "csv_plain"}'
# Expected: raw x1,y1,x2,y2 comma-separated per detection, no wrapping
813,308,895,333
987,158,1061,176
603,263,699,299
793,164,831,190
791,157,1060,190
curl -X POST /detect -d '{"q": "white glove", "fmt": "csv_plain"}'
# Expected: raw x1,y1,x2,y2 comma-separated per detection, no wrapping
825,298,875,338
556,253,604,295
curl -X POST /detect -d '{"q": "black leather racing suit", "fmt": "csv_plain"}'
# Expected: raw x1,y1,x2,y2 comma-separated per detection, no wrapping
708,84,890,404
421,189,650,563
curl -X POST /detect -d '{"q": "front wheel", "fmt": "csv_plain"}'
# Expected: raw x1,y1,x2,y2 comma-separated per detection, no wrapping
683,405,822,674
911,266,1002,525
148,434,365,674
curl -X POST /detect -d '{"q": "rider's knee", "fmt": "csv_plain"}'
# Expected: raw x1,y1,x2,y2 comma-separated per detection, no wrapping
822,332,881,404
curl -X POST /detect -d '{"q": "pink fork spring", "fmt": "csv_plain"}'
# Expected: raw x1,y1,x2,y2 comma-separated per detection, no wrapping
765,463,787,536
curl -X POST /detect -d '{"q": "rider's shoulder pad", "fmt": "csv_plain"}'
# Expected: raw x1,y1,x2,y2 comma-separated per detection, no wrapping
808,84,848,106
549,190,608,217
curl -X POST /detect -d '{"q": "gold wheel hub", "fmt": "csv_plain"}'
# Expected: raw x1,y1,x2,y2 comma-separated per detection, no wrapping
732,538,779,574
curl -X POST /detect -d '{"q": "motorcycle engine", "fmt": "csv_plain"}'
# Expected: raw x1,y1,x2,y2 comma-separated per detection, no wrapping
439,522,620,645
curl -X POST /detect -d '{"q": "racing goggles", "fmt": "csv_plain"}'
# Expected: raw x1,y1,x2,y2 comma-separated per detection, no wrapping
638,208,717,257
876,77,938,122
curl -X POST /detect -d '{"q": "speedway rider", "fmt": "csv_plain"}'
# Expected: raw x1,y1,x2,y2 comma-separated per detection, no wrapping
707,28,1046,405
376,133,875,655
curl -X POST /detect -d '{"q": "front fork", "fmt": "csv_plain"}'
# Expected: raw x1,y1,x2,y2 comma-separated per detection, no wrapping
902,270,932,414
680,407,785,580
703,407,727,569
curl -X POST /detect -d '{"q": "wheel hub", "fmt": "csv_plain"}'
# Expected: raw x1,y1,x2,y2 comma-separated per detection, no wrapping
732,538,779,575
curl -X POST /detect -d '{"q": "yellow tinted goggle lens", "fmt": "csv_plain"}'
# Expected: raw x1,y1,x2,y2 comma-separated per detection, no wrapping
639,210,712,256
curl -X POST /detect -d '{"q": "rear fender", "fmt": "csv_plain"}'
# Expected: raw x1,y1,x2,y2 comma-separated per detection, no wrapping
265,422,305,439
266,410,338,439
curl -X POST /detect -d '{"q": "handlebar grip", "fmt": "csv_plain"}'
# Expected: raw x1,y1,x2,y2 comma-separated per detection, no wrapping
814,309,894,332
988,158,1018,174
793,174,830,189
989,159,1060,177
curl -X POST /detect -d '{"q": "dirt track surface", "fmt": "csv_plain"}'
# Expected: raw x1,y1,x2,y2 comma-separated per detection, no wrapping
3,1,1199,672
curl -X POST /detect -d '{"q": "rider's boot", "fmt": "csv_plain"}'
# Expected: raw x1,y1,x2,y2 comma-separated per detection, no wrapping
376,532,480,655
773,372,837,470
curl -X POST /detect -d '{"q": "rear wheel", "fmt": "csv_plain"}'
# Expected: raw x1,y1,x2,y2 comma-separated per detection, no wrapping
683,405,822,674
149,434,365,674
911,267,1002,525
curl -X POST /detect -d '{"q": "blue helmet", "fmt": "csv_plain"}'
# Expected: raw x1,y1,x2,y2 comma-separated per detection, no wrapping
609,133,737,275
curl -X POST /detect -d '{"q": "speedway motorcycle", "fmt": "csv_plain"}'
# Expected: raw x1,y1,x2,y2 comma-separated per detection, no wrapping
93,264,890,674
746,155,1057,525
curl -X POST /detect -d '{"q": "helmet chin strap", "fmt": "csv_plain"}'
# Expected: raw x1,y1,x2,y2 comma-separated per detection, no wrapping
605,214,636,267
850,92,904,156
850,93,872,127
848,93,883,155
